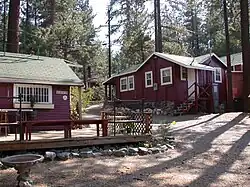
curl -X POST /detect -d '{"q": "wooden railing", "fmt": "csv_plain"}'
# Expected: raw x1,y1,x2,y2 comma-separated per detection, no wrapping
184,82,212,113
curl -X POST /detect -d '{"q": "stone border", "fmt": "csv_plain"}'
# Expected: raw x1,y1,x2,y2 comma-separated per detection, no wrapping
0,138,175,167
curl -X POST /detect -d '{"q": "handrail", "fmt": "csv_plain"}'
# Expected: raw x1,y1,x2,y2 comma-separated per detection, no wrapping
188,82,196,90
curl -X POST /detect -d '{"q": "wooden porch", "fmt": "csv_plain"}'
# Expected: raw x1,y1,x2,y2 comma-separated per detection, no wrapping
0,112,152,151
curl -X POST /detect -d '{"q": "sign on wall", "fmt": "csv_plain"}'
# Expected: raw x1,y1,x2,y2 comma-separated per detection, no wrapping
56,90,68,95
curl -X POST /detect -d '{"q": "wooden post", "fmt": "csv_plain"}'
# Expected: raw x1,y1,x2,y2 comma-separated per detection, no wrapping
104,84,108,99
102,119,108,137
195,70,198,113
78,86,82,120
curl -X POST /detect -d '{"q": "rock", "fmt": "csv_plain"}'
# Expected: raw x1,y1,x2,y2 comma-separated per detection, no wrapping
92,146,100,153
102,149,113,156
144,108,153,113
80,148,92,152
160,145,168,152
166,136,175,140
57,152,71,161
128,152,139,156
93,152,102,157
119,148,128,154
0,162,3,169
128,147,139,154
149,147,161,154
19,181,32,187
80,150,94,158
72,149,79,153
113,150,126,157
166,144,174,149
143,143,151,148
71,152,80,158
44,151,56,161
138,147,148,155
156,109,161,115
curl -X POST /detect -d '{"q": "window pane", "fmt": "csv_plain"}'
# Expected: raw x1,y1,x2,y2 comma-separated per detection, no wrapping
182,68,187,79
163,69,170,77
147,80,152,85
146,73,151,80
163,76,170,83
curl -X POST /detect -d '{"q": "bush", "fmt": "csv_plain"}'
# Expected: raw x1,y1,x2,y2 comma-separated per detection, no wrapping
70,87,94,116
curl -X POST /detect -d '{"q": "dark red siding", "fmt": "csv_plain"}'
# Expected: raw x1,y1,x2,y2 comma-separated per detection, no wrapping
34,85,70,121
202,56,227,104
230,72,243,98
115,55,188,105
0,84,70,121
0,83,13,108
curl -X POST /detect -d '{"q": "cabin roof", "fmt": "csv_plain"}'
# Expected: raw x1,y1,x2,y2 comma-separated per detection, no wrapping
220,52,243,66
104,52,224,84
0,52,83,86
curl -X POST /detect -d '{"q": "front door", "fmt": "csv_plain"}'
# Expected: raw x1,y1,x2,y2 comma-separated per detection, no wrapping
187,69,198,99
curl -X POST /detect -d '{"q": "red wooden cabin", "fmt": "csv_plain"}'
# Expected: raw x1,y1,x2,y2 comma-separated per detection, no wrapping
104,52,227,114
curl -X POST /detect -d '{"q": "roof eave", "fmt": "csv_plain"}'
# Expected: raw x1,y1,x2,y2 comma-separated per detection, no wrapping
0,78,84,86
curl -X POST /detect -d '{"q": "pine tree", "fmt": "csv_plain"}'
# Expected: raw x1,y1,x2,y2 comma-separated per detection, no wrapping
110,0,153,70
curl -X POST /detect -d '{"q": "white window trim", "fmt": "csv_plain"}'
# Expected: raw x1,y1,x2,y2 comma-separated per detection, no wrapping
232,66,236,71
160,67,173,85
128,76,135,91
13,84,53,103
145,71,153,88
180,66,187,81
214,68,222,83
120,77,128,92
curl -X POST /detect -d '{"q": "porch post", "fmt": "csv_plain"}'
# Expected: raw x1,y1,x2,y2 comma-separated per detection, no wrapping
104,84,108,99
195,69,198,113
78,86,82,120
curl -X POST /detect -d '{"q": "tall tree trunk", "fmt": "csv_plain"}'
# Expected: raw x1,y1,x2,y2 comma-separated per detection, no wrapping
49,0,56,25
7,0,21,53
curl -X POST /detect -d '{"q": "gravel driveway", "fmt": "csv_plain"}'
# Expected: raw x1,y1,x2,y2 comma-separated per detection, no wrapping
1,112,250,187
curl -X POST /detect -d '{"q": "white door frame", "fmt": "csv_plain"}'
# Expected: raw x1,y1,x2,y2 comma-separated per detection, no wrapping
187,69,199,99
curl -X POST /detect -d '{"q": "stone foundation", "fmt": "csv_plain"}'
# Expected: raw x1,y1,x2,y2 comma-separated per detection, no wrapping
103,100,175,116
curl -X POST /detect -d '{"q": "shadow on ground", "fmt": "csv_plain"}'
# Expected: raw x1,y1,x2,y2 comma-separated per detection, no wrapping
1,113,250,187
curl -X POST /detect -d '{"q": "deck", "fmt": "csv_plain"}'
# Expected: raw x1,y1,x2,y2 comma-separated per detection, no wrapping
0,117,152,151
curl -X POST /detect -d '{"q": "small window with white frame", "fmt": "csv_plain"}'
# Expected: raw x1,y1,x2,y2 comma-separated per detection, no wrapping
120,77,127,92
145,71,153,87
214,68,222,83
160,67,173,85
128,76,135,91
180,66,187,81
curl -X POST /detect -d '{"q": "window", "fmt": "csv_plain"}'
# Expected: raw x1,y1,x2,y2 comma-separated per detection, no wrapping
14,84,52,104
214,68,222,83
145,71,153,87
160,67,173,85
120,77,127,92
128,76,135,91
180,67,187,81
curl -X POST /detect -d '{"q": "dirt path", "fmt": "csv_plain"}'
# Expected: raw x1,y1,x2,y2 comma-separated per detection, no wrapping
1,112,250,187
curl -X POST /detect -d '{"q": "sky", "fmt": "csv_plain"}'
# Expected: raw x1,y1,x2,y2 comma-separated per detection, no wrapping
89,0,111,43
